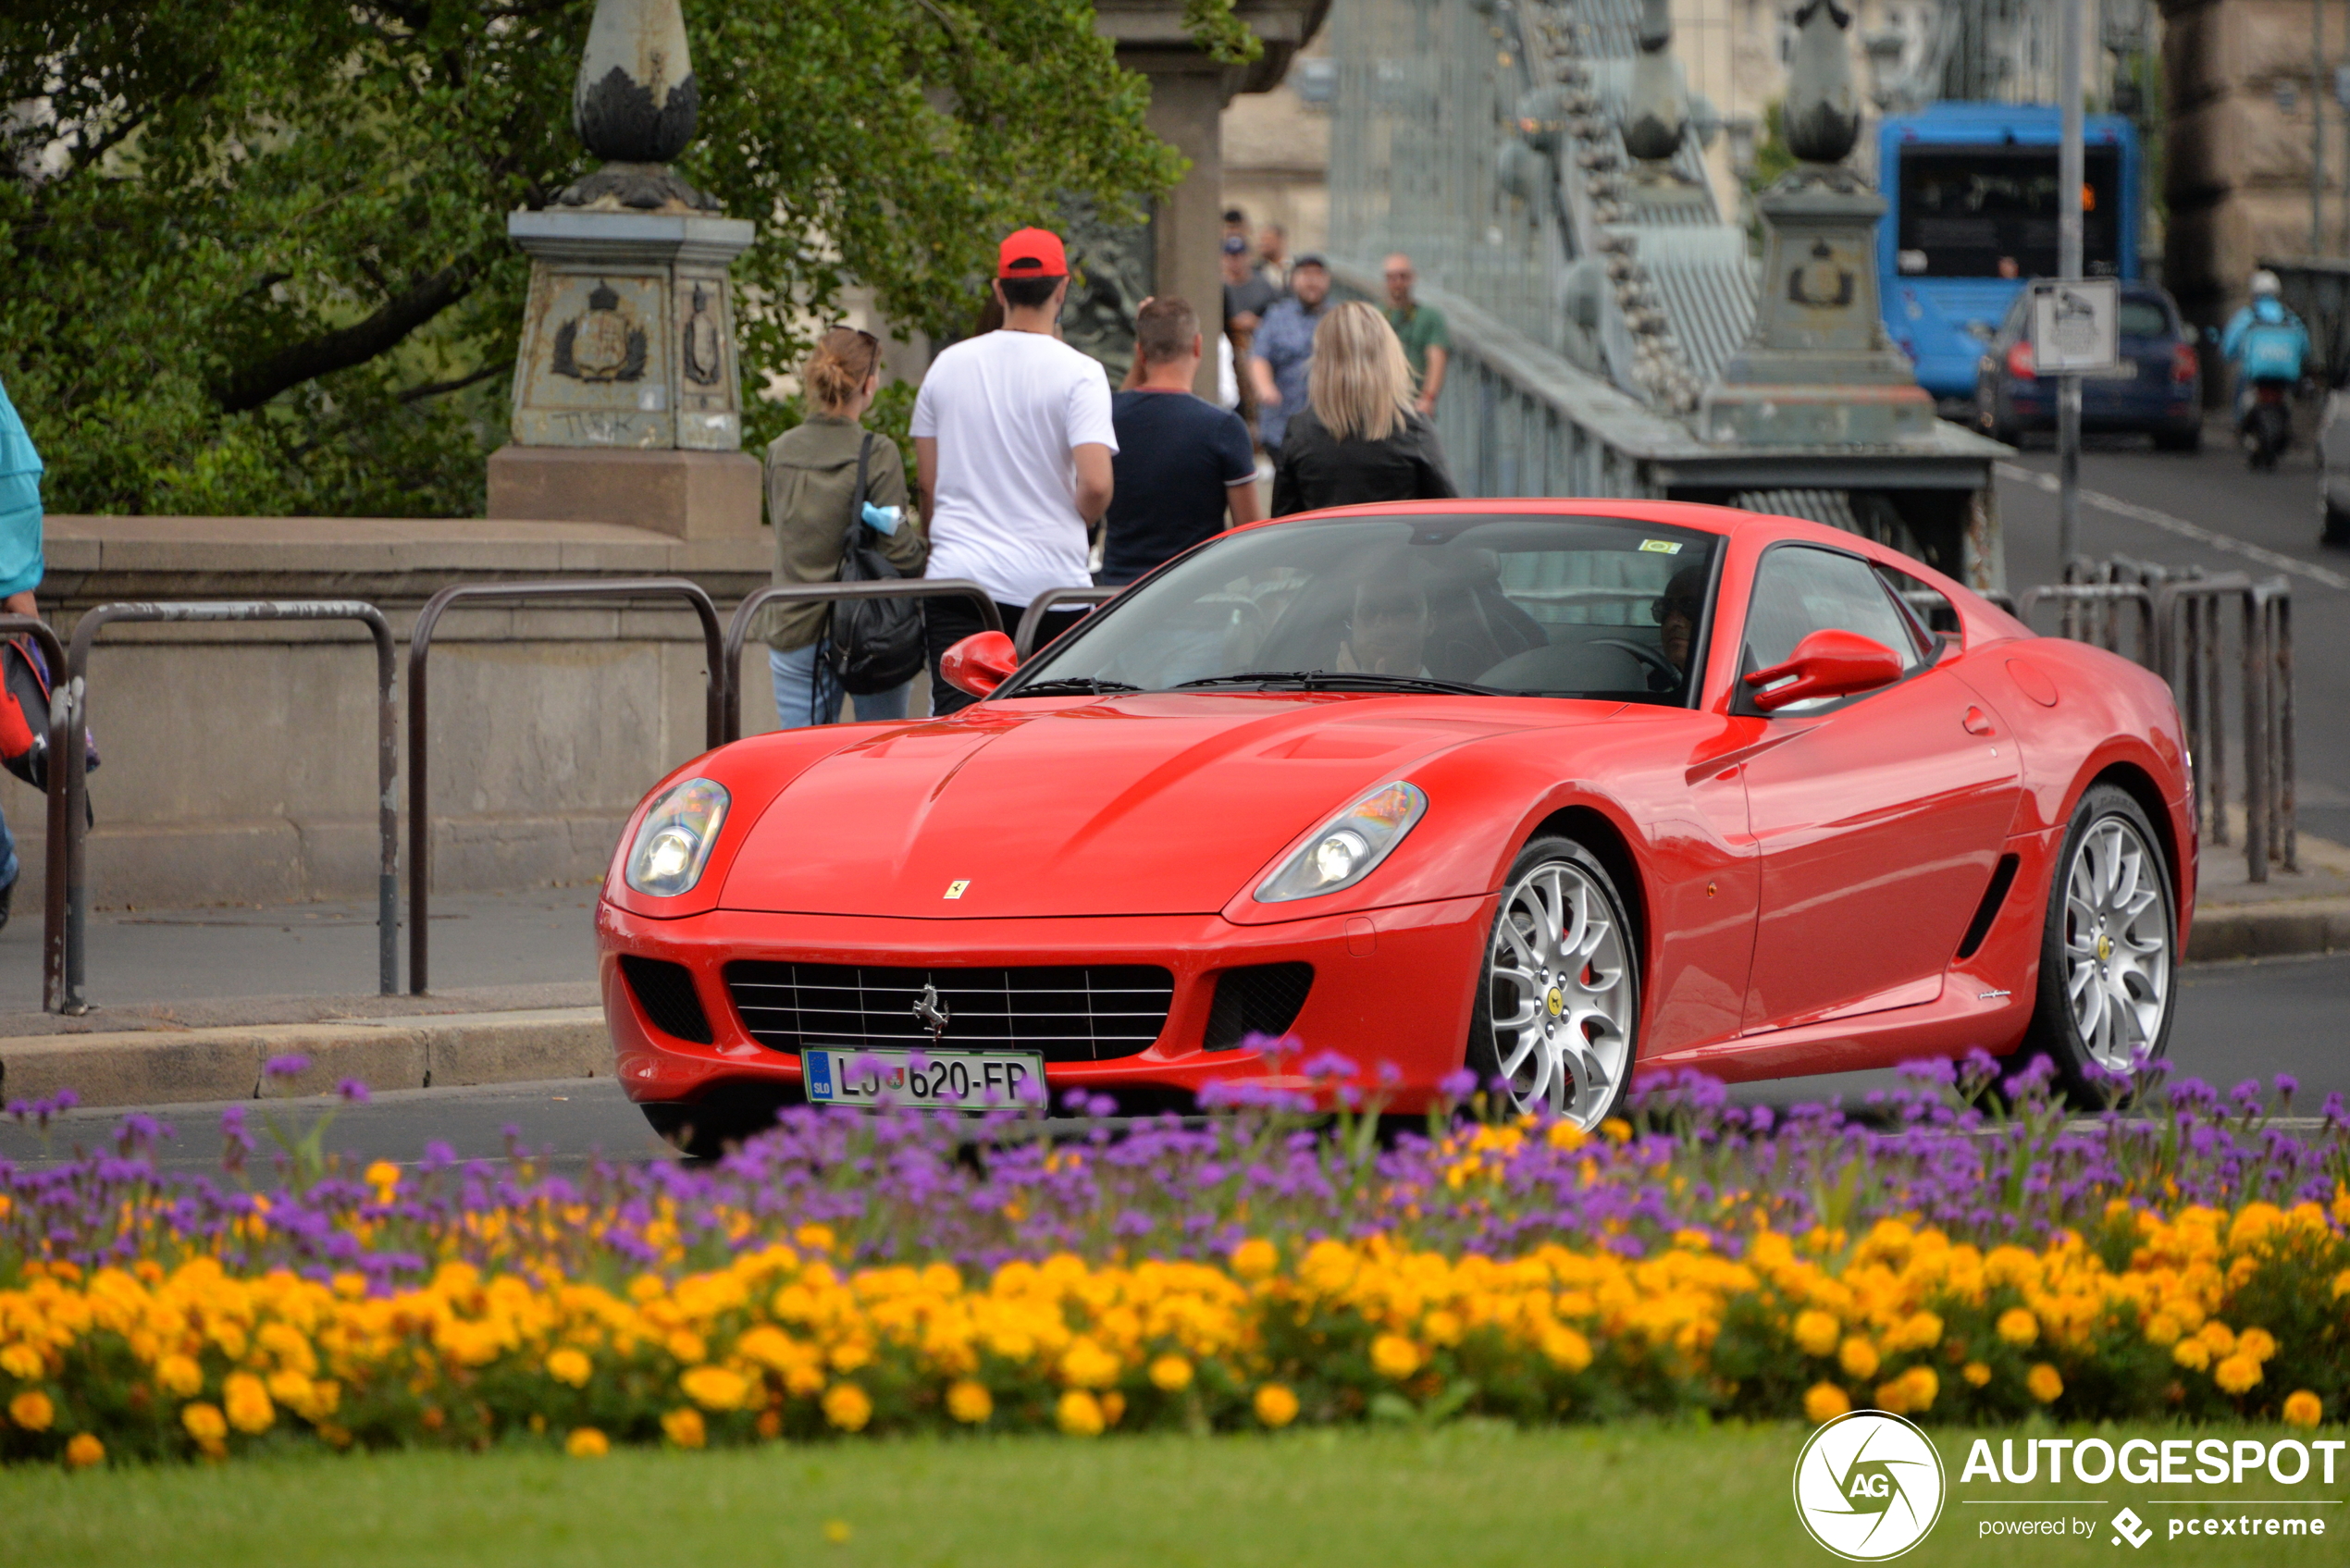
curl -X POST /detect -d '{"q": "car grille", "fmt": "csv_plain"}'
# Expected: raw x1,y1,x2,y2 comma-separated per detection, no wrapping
724,962,1175,1063
620,955,714,1045
1203,962,1314,1050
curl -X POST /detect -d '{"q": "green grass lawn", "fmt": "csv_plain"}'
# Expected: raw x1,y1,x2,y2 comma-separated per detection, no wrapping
0,1424,2334,1567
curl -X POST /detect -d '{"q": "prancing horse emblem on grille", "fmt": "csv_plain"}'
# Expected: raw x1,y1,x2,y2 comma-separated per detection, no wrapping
913,981,950,1043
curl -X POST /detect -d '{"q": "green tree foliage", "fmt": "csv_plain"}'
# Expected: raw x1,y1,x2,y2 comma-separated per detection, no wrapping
0,0,1183,516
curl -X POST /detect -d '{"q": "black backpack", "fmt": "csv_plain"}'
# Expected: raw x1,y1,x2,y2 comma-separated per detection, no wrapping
822,434,926,697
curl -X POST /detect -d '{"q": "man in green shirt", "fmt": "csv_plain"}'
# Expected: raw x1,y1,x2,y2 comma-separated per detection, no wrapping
1383,253,1452,416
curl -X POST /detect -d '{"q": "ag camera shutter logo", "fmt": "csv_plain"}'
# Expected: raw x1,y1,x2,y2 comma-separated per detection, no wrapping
1793,1411,1948,1560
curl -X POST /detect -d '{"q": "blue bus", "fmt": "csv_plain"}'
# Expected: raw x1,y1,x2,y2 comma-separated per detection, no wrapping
1876,103,2142,403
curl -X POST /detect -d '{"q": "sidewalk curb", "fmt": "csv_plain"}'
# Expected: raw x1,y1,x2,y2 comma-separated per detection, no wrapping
2186,899,2350,963
0,1008,608,1109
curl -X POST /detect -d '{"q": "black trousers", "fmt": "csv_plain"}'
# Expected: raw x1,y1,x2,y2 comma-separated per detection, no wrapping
923,596,1090,715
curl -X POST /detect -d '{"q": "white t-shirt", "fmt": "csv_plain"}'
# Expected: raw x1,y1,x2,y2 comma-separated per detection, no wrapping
911,329,1118,607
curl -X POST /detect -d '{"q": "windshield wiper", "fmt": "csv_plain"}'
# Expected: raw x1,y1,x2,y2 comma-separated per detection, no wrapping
1173,669,1496,697
1002,676,1143,698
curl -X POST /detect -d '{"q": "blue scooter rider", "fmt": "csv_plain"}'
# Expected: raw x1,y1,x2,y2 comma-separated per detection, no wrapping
2220,269,2310,469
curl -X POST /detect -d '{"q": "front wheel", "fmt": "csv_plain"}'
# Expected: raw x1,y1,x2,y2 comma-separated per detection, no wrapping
2019,784,2178,1104
1466,837,1641,1128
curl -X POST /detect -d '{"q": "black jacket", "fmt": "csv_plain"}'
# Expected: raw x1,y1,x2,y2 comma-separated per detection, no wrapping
1270,407,1457,515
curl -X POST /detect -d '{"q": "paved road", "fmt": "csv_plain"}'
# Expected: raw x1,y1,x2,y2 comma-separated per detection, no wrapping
5,953,2340,1171
1993,429,2350,846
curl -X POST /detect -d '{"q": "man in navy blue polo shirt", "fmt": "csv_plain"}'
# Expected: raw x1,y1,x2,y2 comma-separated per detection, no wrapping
1102,297,1259,587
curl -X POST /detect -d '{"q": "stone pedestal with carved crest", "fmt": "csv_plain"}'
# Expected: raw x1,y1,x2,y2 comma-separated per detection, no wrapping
489,209,759,538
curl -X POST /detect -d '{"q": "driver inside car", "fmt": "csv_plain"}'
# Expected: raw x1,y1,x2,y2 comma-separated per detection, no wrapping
1654,562,1705,675
1335,577,1432,676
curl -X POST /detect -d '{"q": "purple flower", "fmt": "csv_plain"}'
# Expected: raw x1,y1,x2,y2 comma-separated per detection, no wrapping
264,1054,311,1080
1437,1068,1478,1102
337,1079,371,1105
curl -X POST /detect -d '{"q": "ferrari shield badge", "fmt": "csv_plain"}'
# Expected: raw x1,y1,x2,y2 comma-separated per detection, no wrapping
944,880,971,899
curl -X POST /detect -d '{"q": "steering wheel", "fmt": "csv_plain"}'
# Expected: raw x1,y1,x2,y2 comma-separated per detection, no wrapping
1589,637,1682,681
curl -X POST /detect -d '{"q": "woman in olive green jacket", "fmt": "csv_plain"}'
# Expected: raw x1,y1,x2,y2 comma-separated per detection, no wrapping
763,327,928,725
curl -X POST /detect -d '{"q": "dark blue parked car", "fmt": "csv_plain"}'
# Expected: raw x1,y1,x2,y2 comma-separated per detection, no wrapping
1973,282,2203,451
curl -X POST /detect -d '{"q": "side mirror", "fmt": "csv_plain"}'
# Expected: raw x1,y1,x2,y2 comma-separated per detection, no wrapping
1744,628,1904,712
940,631,1018,698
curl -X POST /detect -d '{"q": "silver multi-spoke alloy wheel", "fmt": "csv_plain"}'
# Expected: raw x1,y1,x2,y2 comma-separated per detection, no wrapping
2061,812,2173,1070
1484,855,1636,1127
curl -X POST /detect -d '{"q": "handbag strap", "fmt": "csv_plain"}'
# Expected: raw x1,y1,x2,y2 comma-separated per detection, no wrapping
839,432,874,561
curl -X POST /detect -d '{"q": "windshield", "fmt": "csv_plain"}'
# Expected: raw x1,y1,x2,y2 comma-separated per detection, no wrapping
997,514,1723,705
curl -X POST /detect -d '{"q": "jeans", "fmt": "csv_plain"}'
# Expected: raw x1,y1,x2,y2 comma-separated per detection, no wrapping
0,799,15,889
923,596,1089,716
767,642,912,729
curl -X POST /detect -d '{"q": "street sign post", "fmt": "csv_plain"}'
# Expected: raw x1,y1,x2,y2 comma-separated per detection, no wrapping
2030,278,2121,373
2058,0,2084,568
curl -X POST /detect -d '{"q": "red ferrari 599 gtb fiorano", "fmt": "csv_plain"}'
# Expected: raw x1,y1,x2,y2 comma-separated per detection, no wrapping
598,501,2192,1154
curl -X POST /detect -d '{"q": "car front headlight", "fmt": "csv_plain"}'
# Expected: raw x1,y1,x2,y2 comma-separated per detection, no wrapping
1256,780,1428,903
624,777,730,897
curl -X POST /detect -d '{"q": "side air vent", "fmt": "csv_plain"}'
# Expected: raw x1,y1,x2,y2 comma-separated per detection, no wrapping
1956,853,2022,961
622,955,715,1044
1203,962,1315,1050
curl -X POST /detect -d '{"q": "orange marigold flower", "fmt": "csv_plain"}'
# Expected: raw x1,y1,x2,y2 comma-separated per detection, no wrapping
2236,1327,2277,1363
1803,1383,1850,1424
156,1354,204,1399
1057,1390,1106,1437
2214,1353,2263,1395
64,1432,103,1469
546,1349,592,1388
1371,1334,1424,1381
662,1407,707,1449
1793,1311,1840,1358
2026,1364,2063,1404
181,1402,228,1443
946,1380,994,1424
8,1389,55,1432
1996,1309,2039,1348
1540,1327,1593,1373
0,1344,42,1380
1148,1356,1194,1392
222,1372,274,1434
1230,1239,1279,1281
1058,1337,1120,1390
1838,1337,1880,1381
2172,1339,2211,1371
681,1365,751,1412
565,1426,610,1458
1900,1365,1939,1412
1961,1362,1992,1388
1254,1384,1300,1429
822,1383,872,1433
2283,1390,2323,1428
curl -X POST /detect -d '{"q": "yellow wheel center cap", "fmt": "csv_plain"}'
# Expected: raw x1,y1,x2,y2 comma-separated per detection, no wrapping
2096,934,2113,962
1545,988,1565,1018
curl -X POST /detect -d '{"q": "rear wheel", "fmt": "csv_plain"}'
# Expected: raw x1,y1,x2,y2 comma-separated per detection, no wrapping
1466,838,1640,1128
2019,784,2178,1104
2152,423,2201,453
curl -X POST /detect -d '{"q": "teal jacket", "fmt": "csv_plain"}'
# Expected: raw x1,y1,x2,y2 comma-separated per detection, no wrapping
0,377,43,600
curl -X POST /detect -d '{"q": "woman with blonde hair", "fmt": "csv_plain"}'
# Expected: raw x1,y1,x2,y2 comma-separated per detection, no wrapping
1270,300,1456,515
761,327,927,726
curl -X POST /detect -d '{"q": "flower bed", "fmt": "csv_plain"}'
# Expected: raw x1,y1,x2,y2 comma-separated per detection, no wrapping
0,1056,2344,1464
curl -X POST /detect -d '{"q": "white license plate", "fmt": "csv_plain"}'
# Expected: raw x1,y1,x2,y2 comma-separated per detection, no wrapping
801,1046,1045,1109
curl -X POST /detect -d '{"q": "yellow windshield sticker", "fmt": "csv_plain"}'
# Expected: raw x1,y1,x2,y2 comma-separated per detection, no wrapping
1639,539,1683,554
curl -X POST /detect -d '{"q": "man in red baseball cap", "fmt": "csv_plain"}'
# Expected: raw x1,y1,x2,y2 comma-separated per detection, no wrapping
911,227,1117,712
996,227,1068,280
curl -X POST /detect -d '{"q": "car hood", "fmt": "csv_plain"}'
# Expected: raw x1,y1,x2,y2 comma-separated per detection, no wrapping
717,693,1600,918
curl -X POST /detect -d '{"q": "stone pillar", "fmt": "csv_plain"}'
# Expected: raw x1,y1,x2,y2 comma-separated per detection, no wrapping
1095,0,1329,399
485,0,761,539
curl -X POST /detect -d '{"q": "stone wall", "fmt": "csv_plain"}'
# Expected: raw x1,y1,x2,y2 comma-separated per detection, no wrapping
5,515,781,911
2164,0,2350,326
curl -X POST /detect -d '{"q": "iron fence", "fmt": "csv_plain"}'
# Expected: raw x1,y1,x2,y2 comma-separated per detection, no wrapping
1014,587,1119,661
61,601,397,1012
718,581,1002,745
407,580,724,994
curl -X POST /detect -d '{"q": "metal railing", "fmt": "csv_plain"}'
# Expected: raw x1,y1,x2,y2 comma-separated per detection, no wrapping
2021,562,2295,884
1013,586,1119,661
718,580,1001,745
408,580,724,994
0,616,74,1012
62,601,398,1011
